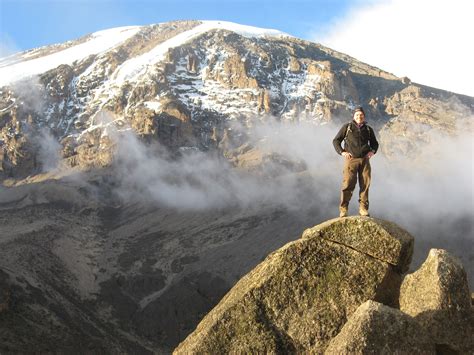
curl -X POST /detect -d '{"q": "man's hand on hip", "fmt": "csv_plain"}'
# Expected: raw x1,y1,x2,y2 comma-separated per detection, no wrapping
342,152,352,159
366,151,375,159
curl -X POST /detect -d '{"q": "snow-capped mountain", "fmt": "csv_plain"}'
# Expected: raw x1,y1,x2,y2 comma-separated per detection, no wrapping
1,20,473,354
0,20,473,178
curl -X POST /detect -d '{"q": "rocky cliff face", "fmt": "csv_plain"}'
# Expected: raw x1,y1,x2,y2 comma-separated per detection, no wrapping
0,20,472,178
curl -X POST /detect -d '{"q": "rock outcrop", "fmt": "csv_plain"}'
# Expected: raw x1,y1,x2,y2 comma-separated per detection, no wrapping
325,300,435,354
400,249,471,314
379,88,473,158
303,217,413,273
400,249,474,353
174,217,414,354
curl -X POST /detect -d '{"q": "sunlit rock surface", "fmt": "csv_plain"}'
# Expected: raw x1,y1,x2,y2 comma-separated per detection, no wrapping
325,300,435,354
400,249,474,353
174,217,413,354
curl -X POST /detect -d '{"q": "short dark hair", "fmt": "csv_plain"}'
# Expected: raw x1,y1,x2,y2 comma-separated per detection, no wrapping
353,106,365,115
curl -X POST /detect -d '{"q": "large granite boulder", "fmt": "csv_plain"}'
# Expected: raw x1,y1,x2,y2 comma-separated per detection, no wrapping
303,217,414,272
400,249,471,314
400,249,473,353
325,300,435,354
174,217,414,354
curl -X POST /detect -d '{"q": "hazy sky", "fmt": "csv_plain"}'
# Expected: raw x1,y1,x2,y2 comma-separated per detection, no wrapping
0,0,472,96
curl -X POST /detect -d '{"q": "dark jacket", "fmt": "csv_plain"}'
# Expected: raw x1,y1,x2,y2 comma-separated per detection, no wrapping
333,121,379,158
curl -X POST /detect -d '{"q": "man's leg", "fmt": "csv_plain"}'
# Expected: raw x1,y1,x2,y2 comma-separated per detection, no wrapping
358,158,371,216
340,158,358,216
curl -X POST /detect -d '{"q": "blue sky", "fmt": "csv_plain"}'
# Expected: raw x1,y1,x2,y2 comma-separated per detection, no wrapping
0,0,473,96
0,0,352,51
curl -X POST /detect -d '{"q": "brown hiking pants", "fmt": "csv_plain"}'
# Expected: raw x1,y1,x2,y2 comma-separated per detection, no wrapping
340,157,371,210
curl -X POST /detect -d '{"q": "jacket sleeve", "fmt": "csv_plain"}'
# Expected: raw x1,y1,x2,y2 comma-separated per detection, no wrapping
333,124,348,155
369,126,379,153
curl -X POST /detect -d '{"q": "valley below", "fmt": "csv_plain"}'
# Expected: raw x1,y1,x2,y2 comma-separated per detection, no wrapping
0,168,472,353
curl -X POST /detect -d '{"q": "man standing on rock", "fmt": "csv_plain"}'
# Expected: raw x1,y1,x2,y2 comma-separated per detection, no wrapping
333,106,379,217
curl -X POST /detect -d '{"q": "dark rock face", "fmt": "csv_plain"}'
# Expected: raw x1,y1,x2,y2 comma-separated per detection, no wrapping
130,272,229,347
174,217,413,354
0,270,11,314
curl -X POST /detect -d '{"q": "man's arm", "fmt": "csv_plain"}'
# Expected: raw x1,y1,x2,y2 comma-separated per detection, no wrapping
333,124,348,155
368,126,379,154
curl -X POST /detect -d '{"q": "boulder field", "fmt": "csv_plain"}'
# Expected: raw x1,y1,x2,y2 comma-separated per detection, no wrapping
174,217,472,354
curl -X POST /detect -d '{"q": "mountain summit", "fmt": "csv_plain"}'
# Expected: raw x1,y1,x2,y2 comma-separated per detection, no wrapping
0,20,472,178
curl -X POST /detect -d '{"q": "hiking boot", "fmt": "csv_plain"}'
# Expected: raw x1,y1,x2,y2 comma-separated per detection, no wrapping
359,207,370,217
339,207,348,218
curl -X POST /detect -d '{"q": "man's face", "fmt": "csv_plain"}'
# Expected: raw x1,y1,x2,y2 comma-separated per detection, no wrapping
354,111,365,124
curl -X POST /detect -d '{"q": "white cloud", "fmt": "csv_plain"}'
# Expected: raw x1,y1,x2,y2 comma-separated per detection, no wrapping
313,0,474,97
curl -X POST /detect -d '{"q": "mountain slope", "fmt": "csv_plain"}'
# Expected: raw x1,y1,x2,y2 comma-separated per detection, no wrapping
1,20,472,178
0,173,318,353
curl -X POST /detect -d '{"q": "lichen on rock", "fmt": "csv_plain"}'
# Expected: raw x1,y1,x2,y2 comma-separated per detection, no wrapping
399,249,473,353
174,217,414,354
303,216,414,272
325,300,436,354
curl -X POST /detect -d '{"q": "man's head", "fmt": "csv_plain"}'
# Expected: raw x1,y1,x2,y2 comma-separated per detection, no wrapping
353,106,366,124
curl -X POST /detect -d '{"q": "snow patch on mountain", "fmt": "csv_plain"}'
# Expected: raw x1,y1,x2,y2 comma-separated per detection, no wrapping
200,20,290,38
113,21,289,84
166,48,260,120
0,26,141,87
0,20,288,90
